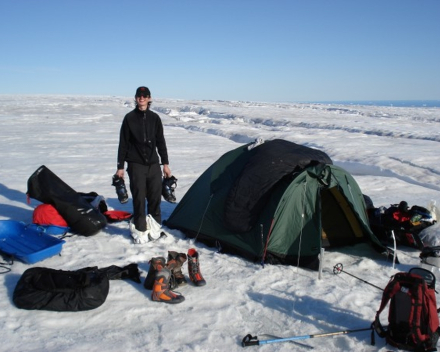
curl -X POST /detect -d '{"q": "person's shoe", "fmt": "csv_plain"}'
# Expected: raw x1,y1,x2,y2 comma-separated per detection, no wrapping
151,267,185,304
144,257,166,290
166,251,188,289
145,214,162,241
131,229,148,244
187,248,206,286
112,174,129,204
129,220,148,244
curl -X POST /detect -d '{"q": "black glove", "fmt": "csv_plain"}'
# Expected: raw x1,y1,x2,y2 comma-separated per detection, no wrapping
99,264,141,283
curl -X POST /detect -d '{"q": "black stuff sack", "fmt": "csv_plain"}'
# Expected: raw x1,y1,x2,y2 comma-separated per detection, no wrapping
13,267,109,311
13,264,140,311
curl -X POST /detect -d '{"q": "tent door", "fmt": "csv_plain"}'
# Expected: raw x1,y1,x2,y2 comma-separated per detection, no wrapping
321,186,364,246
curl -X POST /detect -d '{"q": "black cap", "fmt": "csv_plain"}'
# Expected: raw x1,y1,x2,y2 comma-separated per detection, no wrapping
135,86,151,97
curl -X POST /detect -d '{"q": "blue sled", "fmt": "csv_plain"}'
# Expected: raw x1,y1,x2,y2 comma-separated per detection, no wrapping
0,220,65,264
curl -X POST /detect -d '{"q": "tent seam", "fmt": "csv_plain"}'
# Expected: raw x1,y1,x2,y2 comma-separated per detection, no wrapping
296,179,307,269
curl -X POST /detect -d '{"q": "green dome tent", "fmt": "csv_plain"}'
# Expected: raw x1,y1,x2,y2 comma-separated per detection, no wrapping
165,139,387,269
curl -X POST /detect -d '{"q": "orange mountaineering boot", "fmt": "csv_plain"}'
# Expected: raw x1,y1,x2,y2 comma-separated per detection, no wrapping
151,267,185,304
144,257,166,290
187,248,206,287
166,251,188,289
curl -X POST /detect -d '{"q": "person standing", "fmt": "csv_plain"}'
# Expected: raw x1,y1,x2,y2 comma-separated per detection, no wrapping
116,86,171,243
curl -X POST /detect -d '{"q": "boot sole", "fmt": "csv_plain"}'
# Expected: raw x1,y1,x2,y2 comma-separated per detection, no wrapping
152,297,185,304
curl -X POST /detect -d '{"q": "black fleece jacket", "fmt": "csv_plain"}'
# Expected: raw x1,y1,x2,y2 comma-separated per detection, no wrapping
117,107,169,169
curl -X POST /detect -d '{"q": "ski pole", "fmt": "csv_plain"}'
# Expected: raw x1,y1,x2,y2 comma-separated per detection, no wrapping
242,327,372,347
333,263,384,291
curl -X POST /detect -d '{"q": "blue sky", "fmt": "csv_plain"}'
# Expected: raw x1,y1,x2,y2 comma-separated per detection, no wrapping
1,1,439,102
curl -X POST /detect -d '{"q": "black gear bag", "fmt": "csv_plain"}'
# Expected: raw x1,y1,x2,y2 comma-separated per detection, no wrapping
27,165,107,236
13,264,140,311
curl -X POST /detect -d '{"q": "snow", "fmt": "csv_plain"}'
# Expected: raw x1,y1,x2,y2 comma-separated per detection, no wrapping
1,95,440,352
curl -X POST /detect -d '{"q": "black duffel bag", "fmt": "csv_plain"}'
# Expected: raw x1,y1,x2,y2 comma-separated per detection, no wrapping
13,264,140,311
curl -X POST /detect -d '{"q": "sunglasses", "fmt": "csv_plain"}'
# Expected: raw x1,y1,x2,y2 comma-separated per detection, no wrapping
136,93,150,98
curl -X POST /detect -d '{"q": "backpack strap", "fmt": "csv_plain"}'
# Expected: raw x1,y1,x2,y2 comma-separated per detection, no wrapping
408,276,426,347
372,274,401,339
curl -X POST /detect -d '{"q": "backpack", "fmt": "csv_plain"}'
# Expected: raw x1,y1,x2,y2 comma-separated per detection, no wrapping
372,268,440,351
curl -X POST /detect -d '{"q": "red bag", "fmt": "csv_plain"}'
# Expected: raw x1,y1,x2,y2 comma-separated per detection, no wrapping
103,210,132,223
33,204,68,227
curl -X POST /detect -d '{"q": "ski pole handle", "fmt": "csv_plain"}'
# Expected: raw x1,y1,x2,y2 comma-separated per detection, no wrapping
242,334,260,347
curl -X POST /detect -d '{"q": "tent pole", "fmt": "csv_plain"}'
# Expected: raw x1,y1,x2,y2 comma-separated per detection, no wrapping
191,194,213,244
318,248,325,280
261,219,274,266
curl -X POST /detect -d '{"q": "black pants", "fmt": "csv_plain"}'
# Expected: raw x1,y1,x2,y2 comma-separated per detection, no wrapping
127,162,162,231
